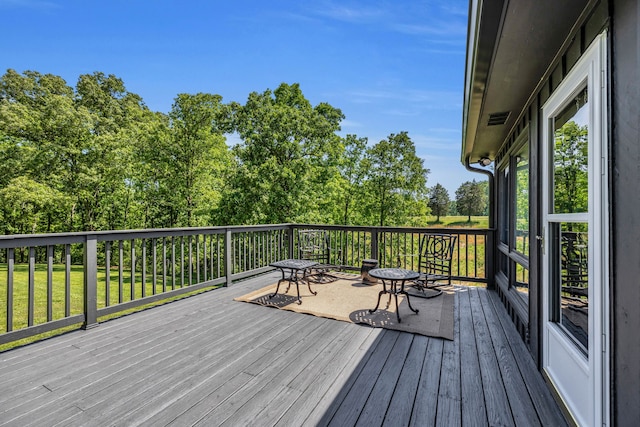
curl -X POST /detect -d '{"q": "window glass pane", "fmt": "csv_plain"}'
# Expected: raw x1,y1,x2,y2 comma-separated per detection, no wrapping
515,145,529,256
499,166,509,243
551,222,589,353
553,87,589,214
515,263,529,302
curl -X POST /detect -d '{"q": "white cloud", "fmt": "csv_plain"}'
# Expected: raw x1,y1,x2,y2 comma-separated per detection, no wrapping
312,4,385,23
392,21,466,37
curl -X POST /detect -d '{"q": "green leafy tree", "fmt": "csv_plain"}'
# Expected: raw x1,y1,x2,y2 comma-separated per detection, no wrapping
73,72,149,230
455,179,488,222
364,132,429,226
553,121,588,214
0,133,33,188
334,134,368,225
127,109,172,229
217,83,343,224
0,69,92,230
0,70,152,232
428,183,450,222
164,93,233,227
0,177,71,234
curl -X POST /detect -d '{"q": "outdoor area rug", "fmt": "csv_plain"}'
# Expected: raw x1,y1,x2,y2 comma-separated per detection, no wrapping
234,276,454,340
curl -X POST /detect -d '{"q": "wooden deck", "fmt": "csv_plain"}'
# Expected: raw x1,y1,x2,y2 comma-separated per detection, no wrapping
0,272,567,426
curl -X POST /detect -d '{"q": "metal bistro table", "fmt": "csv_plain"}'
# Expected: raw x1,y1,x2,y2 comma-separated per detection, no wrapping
269,259,319,304
368,268,420,322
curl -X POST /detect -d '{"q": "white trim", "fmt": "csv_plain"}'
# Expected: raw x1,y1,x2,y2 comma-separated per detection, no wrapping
541,31,609,427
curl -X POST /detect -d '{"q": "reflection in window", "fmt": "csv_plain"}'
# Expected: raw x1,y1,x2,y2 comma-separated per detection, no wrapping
497,136,530,309
553,222,589,353
499,166,509,244
553,87,589,214
515,145,529,256
515,263,529,298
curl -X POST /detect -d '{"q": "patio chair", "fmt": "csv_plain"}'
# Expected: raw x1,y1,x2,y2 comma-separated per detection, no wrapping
296,229,342,281
561,231,588,299
410,233,457,298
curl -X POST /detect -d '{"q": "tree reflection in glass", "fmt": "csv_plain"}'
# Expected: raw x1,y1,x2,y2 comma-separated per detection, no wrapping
553,87,588,214
515,144,529,256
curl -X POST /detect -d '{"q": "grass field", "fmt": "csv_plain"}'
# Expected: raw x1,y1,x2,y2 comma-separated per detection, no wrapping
425,215,489,228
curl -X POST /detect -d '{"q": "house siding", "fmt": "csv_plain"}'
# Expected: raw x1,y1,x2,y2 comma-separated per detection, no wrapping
611,0,640,424
489,1,640,424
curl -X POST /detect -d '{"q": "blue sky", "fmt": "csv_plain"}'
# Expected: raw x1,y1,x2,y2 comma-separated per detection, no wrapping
1,0,485,196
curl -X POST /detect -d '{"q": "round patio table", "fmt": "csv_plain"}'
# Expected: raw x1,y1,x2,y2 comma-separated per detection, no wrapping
269,259,319,304
368,268,420,322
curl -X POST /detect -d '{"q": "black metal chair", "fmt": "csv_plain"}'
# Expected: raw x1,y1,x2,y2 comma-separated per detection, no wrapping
410,233,457,298
296,229,342,281
561,231,588,299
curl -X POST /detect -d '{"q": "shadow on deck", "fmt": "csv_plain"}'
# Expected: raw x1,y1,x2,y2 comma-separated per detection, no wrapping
0,272,566,426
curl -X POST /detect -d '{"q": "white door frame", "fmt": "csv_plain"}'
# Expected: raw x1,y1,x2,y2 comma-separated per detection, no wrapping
541,32,609,427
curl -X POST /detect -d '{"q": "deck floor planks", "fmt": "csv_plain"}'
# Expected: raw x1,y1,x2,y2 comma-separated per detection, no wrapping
355,332,415,426
80,310,306,425
295,327,382,426
19,293,293,426
213,320,352,426
435,288,461,426
0,275,569,427
134,315,308,425
409,337,444,426
485,290,568,427
266,323,368,425
383,334,429,426
477,288,542,427
142,315,322,427
11,292,278,426
323,329,401,426
250,325,368,426
0,283,248,407
192,317,339,425
469,287,515,426
458,287,488,426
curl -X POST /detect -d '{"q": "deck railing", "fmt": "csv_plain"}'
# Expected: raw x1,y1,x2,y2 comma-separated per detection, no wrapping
291,224,491,281
0,224,493,346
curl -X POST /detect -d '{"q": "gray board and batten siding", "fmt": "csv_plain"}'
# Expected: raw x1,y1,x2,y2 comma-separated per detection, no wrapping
474,0,640,424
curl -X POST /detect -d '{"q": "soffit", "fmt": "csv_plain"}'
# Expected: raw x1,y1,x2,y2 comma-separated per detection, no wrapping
462,0,589,164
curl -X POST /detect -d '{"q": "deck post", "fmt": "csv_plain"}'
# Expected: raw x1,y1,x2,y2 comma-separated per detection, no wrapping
83,235,99,329
370,227,379,261
288,225,295,259
225,229,233,287
485,230,496,289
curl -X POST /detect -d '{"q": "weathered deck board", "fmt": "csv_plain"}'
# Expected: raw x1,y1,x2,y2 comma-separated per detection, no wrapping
477,288,541,427
469,287,515,426
485,290,568,427
382,335,428,426
458,287,487,426
0,272,568,427
409,337,443,426
435,288,461,427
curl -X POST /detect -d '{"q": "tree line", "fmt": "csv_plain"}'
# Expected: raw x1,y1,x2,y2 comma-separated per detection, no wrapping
0,69,486,234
